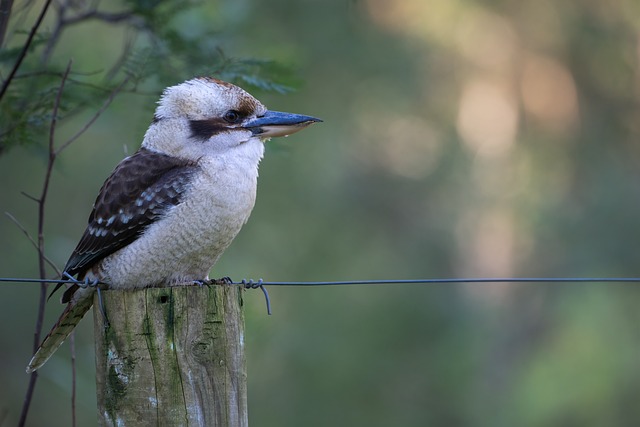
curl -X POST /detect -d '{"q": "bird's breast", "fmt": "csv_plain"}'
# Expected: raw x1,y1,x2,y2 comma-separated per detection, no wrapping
101,154,260,288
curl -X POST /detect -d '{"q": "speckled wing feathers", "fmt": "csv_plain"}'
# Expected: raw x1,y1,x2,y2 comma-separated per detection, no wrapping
31,150,199,371
57,148,198,296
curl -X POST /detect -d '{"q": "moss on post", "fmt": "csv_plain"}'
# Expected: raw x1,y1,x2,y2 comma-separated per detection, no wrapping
94,285,247,427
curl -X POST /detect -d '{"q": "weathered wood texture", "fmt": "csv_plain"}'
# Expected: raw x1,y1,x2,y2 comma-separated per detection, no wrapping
94,285,247,427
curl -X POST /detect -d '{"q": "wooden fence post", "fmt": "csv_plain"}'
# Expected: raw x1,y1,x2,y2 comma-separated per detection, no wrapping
93,285,247,427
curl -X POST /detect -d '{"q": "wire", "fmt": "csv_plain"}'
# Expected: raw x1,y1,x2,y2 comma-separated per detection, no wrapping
234,277,640,286
4,276,640,286
0,277,109,285
5,276,640,316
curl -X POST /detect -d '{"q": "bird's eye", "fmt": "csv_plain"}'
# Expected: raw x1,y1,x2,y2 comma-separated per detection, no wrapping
223,110,241,123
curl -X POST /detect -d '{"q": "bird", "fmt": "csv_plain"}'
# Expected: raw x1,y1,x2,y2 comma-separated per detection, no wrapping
26,77,321,373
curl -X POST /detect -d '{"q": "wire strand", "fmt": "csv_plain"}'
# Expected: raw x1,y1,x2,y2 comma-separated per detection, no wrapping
3,277,640,286
233,277,640,286
6,276,640,315
0,278,110,285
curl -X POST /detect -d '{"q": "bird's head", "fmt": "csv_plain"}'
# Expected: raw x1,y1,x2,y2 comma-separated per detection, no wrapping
142,77,321,160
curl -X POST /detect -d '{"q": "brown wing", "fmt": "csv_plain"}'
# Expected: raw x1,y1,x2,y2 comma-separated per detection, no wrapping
54,148,198,296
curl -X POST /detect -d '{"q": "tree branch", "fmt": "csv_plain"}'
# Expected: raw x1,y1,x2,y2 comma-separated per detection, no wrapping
18,59,72,427
41,5,137,64
39,0,66,64
0,0,52,102
20,191,40,203
4,212,61,276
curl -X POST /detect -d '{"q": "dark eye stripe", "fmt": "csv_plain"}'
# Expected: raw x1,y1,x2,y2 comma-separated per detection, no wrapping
189,119,228,139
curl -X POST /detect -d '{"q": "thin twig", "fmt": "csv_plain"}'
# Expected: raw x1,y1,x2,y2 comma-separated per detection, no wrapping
13,68,104,79
20,191,39,203
39,0,66,64
18,59,72,427
42,4,136,63
0,0,53,102
4,212,61,276
55,75,130,155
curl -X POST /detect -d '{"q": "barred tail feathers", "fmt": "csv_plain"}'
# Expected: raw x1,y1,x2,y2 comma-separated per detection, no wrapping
26,292,94,373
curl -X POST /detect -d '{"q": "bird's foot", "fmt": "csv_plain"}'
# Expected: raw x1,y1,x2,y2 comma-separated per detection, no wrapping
211,276,233,285
192,277,232,287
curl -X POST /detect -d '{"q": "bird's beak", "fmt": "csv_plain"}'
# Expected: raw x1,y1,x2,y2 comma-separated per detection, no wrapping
244,111,322,138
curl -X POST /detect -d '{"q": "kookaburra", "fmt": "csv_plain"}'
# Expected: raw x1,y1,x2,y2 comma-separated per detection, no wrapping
26,77,320,373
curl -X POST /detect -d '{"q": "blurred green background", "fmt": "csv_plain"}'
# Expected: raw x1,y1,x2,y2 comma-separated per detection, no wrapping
2,0,640,426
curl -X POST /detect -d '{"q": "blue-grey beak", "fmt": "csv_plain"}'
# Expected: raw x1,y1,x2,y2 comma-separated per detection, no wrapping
244,110,322,138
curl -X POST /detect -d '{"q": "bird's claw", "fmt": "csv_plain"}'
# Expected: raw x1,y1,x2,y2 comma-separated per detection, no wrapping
193,277,232,287
216,276,233,285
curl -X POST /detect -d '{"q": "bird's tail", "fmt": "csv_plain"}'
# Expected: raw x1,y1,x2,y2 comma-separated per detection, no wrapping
26,290,95,373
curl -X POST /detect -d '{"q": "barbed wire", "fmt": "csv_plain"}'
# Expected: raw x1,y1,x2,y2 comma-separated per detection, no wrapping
4,275,640,315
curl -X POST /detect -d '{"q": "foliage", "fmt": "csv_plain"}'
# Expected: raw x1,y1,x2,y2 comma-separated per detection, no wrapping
0,0,295,153
0,0,297,425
